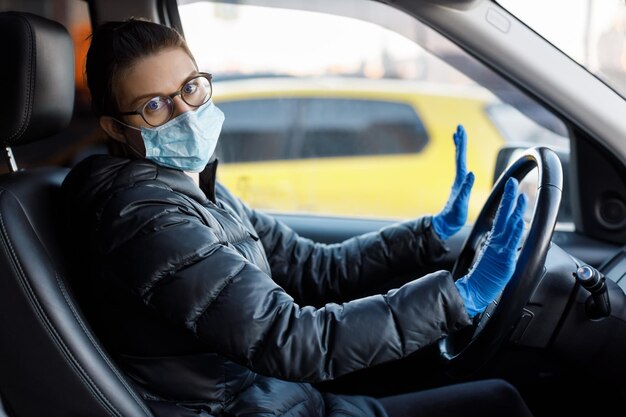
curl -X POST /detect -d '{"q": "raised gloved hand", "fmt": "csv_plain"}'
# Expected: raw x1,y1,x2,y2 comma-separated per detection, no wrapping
454,177,528,318
432,124,475,241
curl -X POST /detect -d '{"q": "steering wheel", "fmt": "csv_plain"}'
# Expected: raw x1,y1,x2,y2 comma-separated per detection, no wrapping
438,146,562,377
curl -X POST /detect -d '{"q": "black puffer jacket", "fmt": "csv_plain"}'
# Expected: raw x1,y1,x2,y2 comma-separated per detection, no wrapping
62,154,472,417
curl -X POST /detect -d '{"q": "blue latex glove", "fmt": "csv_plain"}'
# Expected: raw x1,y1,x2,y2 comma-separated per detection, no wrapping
454,177,528,318
432,124,475,241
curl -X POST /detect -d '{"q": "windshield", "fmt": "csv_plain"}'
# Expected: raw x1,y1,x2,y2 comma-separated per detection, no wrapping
498,0,626,98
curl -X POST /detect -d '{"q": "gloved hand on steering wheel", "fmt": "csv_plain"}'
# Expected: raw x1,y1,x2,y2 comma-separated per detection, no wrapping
454,177,528,318
432,124,475,241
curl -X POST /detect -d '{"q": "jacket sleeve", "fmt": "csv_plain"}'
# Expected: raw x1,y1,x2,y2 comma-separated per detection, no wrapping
229,188,450,306
100,183,471,384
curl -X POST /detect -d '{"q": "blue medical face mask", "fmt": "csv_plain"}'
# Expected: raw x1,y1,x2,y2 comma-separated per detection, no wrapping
122,100,225,173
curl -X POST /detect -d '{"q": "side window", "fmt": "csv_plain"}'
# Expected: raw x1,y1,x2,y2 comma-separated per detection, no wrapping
298,99,428,159
216,96,428,162
215,99,296,163
180,1,570,222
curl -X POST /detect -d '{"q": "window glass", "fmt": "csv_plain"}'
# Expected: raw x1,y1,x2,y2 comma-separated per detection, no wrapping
216,99,296,163
299,99,427,159
498,0,626,98
179,0,570,223
216,97,427,163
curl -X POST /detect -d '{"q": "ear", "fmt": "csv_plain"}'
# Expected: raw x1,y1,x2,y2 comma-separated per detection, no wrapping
100,116,127,143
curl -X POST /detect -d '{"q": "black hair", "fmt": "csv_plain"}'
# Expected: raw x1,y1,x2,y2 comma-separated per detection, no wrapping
85,18,197,117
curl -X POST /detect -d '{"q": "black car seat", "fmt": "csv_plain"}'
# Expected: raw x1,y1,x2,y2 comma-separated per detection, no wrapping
0,11,154,417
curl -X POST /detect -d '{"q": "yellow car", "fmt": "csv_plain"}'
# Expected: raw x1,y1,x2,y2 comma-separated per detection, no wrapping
212,77,506,221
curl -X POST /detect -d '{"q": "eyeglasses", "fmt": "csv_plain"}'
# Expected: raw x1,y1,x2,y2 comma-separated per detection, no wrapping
118,72,213,127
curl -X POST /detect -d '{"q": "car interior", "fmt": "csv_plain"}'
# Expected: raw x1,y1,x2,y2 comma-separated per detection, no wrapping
0,1,625,416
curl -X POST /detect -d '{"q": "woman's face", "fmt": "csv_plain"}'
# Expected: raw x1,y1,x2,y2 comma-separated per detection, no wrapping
100,48,198,157
110,47,199,151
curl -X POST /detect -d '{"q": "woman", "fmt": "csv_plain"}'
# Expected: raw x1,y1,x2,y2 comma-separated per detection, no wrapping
62,18,533,417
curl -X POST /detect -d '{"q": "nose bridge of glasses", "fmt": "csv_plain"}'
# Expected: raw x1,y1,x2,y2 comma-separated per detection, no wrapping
169,90,184,101
171,92,194,117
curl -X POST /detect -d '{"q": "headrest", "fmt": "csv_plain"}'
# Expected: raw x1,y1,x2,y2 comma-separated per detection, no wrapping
0,12,75,147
